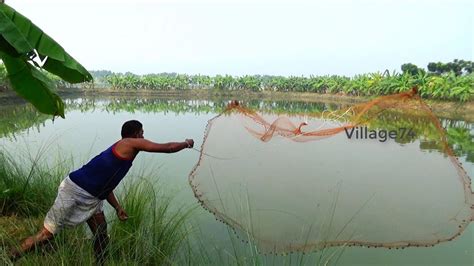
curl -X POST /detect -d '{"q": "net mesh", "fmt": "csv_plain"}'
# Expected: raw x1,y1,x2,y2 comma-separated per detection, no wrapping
189,88,473,254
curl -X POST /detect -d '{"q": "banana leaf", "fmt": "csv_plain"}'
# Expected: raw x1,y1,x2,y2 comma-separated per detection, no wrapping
0,4,92,83
0,51,65,118
0,11,31,56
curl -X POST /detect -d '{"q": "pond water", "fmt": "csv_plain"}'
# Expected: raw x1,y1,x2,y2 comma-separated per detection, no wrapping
1,96,472,265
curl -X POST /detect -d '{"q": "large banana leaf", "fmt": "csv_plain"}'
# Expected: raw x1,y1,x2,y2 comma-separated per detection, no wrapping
0,4,92,83
0,51,65,118
0,11,31,56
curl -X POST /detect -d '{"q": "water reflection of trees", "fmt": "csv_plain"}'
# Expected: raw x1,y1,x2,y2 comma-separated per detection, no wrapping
2,98,472,163
64,97,347,116
0,105,49,138
366,111,473,161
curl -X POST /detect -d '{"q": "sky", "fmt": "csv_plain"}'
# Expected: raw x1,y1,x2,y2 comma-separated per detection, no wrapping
6,0,474,76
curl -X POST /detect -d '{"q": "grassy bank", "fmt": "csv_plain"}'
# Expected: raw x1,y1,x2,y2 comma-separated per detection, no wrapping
0,150,195,265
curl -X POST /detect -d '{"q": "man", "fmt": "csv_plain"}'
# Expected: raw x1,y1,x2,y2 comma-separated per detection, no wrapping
10,120,194,264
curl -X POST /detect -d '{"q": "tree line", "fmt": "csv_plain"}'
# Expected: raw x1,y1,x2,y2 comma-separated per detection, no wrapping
1,60,473,101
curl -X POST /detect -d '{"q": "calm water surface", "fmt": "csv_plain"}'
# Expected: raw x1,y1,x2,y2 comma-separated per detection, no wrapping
1,96,472,265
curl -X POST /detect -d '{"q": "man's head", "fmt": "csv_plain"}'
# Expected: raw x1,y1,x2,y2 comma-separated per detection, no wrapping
121,120,144,139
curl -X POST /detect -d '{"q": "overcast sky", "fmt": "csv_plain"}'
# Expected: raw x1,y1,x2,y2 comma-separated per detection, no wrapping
6,0,473,76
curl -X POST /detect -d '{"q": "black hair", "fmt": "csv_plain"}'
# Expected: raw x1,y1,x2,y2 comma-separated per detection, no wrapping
121,120,143,138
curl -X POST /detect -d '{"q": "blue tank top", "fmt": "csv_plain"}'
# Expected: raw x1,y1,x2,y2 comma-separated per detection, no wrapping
69,142,135,200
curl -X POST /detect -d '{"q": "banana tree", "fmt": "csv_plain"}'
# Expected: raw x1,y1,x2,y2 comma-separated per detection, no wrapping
0,3,92,118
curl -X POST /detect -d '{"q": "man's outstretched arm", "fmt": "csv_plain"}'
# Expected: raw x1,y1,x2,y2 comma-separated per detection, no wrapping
127,138,194,153
114,138,194,159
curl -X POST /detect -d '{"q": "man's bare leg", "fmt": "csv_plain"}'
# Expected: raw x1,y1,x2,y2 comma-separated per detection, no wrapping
9,226,54,260
87,211,108,266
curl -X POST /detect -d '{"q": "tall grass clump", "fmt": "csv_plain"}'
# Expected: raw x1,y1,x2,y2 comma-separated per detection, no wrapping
0,151,66,216
0,149,94,265
107,178,195,265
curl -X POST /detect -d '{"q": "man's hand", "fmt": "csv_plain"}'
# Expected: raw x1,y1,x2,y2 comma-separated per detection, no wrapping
116,207,129,221
185,139,194,148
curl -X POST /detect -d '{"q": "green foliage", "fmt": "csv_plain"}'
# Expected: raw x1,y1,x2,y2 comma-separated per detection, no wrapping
0,9,32,56
107,73,194,91
428,59,474,76
109,179,194,264
0,151,66,216
0,51,65,117
0,4,91,83
0,61,6,85
0,3,92,117
2,57,473,102
401,63,425,76
98,70,473,101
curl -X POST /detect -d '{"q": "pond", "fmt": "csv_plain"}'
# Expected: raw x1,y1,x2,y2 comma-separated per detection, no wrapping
1,95,472,265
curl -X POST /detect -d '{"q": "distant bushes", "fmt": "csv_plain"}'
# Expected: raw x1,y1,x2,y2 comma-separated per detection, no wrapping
1,60,473,101
100,60,473,101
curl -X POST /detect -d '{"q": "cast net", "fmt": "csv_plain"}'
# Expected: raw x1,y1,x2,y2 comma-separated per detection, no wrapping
189,88,473,254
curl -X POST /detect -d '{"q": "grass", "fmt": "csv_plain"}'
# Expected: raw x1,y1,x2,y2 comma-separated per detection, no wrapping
0,148,65,216
0,147,349,265
107,178,195,265
0,149,196,265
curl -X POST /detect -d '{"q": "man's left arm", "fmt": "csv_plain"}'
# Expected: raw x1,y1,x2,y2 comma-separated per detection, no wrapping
107,191,128,221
